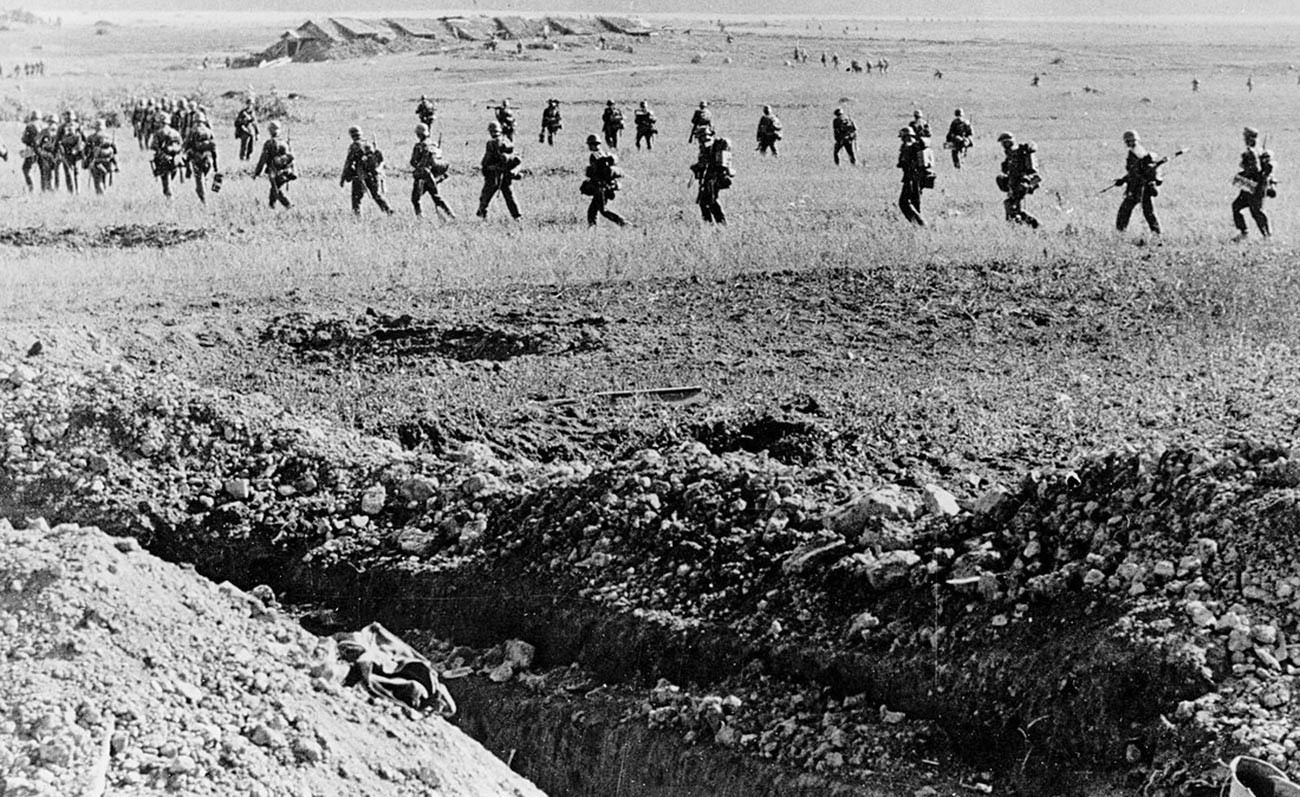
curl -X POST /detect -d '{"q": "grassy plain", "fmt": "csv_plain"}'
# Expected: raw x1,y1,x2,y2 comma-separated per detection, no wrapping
4,12,1300,475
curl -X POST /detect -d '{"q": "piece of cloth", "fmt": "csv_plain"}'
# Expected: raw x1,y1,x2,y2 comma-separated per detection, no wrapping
334,622,456,716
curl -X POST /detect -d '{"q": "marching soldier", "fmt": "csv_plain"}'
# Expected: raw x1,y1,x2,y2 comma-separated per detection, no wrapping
539,99,562,146
945,108,973,168
583,134,626,227
235,97,258,161
36,115,60,192
896,127,931,225
494,99,517,141
996,131,1040,228
55,110,85,194
1112,129,1162,235
634,101,657,150
416,94,437,127
1191,77,1200,93
689,101,713,143
908,109,931,141
601,100,625,148
832,107,857,166
756,104,782,157
184,110,219,203
150,119,184,198
340,125,393,216
1232,126,1274,239
410,123,454,219
252,119,294,209
84,119,118,195
691,129,734,224
20,110,40,191
476,120,522,219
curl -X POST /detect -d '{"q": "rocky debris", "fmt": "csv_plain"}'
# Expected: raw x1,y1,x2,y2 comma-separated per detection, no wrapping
0,519,545,797
261,308,608,364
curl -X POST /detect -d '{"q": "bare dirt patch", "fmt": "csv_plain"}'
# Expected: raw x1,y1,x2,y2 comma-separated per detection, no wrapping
0,224,208,249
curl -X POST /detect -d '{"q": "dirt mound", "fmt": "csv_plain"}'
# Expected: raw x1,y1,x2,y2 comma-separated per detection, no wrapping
0,518,545,797
0,224,208,249
262,308,607,363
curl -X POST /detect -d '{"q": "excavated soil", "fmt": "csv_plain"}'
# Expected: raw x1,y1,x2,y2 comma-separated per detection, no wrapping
0,224,208,249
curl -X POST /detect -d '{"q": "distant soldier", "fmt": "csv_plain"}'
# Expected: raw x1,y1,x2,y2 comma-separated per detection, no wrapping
996,131,1040,228
340,125,393,216
539,99,562,146
416,94,437,127
896,127,932,225
691,129,734,224
1112,129,1162,235
476,120,522,220
494,99,517,141
184,110,219,203
583,134,626,227
633,100,657,150
688,101,713,143
755,104,782,156
1031,73,1041,87
934,69,943,79
821,52,827,67
1192,77,1200,92
84,119,118,195
831,52,840,70
55,110,85,194
20,110,41,191
410,123,454,219
234,98,258,161
252,119,294,209
908,109,931,140
878,58,889,74
832,107,857,166
1231,126,1274,239
945,108,973,168
601,100,625,148
150,120,184,198
36,115,60,191
130,98,149,149
1247,75,1254,93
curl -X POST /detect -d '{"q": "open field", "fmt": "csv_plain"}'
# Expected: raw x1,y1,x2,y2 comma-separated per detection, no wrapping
5,9,1300,797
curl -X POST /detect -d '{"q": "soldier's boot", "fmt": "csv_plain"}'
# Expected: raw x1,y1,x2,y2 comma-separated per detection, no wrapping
435,199,455,219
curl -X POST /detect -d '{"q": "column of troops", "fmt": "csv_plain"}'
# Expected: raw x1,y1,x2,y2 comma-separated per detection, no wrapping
8,94,1279,239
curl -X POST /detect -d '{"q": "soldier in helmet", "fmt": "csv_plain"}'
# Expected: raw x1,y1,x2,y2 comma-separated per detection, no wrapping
55,109,85,194
539,99,562,146
756,104,782,157
633,100,657,150
832,107,857,166
494,99,516,141
410,123,454,219
896,127,931,225
996,131,1040,228
945,108,973,168
691,128,733,224
252,119,295,209
234,97,258,161
689,101,713,143
1112,129,1163,235
601,100,625,148
583,134,625,227
36,114,60,192
150,117,184,198
416,94,437,128
20,110,41,191
908,109,931,141
184,110,219,203
1232,125,1274,239
84,119,118,195
477,120,522,219
340,125,393,216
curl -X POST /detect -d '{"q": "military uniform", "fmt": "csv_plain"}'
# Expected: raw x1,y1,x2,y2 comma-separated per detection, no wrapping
692,133,733,224
252,122,294,209
477,123,522,219
997,132,1040,228
20,113,40,191
416,96,436,127
84,122,118,195
494,101,517,141
340,128,393,216
235,101,258,161
410,125,454,219
601,101,625,148
633,102,657,150
184,117,219,202
539,100,562,146
1114,131,1162,234
35,117,60,192
1232,127,1274,238
583,135,625,227
945,110,973,168
150,124,184,198
897,128,930,225
55,112,85,194
689,102,713,143
908,111,932,141
756,106,782,157
832,109,857,166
